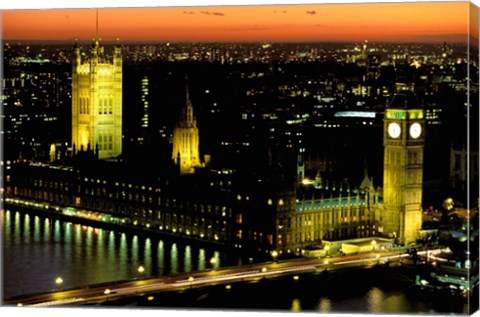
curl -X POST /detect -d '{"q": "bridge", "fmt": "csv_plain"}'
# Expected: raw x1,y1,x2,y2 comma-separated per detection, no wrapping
5,249,439,307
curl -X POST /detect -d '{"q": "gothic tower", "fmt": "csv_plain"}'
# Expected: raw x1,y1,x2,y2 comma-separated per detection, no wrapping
71,32,122,159
172,82,201,174
382,83,424,245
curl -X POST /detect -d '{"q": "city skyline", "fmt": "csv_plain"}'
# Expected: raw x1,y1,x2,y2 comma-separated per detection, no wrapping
2,1,478,313
2,1,474,43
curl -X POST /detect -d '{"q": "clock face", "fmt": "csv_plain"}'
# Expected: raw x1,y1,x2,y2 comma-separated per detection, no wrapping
388,122,401,138
409,122,422,139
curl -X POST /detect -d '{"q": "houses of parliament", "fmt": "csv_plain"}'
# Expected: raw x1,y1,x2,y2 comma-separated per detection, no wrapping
71,37,123,160
5,36,426,257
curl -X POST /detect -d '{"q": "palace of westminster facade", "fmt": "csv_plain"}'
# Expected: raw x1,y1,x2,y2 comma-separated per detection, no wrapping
5,38,425,256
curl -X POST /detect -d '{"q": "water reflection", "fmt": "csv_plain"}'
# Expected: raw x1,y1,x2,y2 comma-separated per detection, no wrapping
3,209,470,314
198,249,206,271
318,297,331,312
366,287,383,313
184,246,192,272
291,298,301,312
2,209,226,299
170,243,178,274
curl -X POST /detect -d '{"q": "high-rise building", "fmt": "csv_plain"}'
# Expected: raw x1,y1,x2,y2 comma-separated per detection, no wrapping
382,82,424,245
71,37,122,159
172,82,201,174
141,76,149,129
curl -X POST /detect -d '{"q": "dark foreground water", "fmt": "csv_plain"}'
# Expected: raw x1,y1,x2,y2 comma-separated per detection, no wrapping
104,268,470,314
2,208,230,299
2,209,472,314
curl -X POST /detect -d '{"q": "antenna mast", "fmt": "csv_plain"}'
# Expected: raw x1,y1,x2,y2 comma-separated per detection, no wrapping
96,9,99,41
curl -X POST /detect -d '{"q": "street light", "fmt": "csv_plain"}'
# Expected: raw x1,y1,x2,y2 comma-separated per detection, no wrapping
302,178,314,186
138,265,145,274
210,257,217,269
55,277,63,289
271,250,279,262
55,276,63,286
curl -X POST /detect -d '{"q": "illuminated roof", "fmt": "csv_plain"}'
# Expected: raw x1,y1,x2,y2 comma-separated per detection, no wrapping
334,111,376,118
296,196,383,212
359,175,374,190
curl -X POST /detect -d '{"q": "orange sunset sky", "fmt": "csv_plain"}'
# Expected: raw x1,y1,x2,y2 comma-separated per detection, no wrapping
1,1,474,43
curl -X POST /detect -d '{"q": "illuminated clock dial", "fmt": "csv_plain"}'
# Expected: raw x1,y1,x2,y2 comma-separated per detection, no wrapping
388,122,401,138
409,122,422,139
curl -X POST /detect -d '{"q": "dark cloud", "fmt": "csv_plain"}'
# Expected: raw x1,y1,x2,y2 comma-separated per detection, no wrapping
200,11,225,16
183,11,224,16
306,11,316,15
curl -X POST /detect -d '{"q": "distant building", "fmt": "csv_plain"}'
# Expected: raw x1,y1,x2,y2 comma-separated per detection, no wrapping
172,82,201,174
71,37,123,159
141,76,150,129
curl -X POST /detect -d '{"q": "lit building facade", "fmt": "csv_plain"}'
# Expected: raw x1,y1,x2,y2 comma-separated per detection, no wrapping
7,51,427,256
172,84,201,174
71,39,123,159
272,167,382,254
382,83,424,245
6,162,282,255
141,76,149,129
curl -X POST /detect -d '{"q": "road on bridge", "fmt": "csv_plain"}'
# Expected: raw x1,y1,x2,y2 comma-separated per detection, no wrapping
5,248,444,307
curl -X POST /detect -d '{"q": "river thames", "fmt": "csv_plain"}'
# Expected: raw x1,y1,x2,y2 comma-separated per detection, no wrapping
2,208,470,314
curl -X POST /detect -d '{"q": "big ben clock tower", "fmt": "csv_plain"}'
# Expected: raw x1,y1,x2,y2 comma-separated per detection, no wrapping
382,83,424,245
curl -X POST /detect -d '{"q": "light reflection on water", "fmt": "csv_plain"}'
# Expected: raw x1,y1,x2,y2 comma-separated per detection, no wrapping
2,209,472,314
367,287,384,313
2,209,227,299
291,298,301,312
317,297,331,312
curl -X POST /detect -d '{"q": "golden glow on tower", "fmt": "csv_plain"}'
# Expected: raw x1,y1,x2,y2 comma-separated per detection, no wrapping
172,83,201,174
71,38,122,159
382,83,424,245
